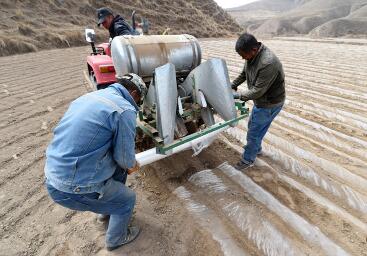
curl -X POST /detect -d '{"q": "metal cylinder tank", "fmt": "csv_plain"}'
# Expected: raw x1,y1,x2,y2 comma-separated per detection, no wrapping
111,34,201,81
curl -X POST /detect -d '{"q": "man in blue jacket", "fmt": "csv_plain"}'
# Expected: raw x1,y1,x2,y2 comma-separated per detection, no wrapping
45,74,147,251
97,7,139,38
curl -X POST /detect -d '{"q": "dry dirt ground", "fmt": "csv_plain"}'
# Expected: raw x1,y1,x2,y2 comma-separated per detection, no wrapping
0,38,367,256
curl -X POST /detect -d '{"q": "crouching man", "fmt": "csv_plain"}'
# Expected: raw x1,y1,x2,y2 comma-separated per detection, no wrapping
232,33,285,170
44,74,147,251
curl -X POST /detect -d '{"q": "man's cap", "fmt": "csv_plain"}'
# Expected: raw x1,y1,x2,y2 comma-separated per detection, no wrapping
97,7,113,26
119,73,147,101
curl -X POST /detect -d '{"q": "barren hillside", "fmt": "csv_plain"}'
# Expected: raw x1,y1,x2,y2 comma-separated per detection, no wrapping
228,0,367,38
0,0,241,56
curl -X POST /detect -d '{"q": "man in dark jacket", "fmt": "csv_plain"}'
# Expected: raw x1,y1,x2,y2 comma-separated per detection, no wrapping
232,33,285,170
97,7,139,38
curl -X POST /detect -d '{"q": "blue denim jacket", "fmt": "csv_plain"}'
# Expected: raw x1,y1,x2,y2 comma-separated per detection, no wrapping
45,83,138,194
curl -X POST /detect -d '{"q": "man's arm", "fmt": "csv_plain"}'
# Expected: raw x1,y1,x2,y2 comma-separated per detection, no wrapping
232,66,247,89
240,64,278,101
112,110,137,170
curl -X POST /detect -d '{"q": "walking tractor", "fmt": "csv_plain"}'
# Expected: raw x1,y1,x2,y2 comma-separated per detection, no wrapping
84,31,249,160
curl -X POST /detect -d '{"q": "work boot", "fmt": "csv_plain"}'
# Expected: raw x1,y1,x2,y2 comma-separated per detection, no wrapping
97,214,110,223
234,160,254,171
106,226,141,251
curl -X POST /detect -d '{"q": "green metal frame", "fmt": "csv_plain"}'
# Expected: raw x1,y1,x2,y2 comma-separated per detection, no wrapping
137,100,249,155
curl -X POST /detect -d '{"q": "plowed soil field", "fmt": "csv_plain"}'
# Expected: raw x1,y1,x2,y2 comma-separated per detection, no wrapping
0,38,366,256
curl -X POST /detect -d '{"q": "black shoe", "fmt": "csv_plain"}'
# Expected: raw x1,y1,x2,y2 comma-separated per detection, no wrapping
234,160,254,171
96,214,109,223
106,226,141,251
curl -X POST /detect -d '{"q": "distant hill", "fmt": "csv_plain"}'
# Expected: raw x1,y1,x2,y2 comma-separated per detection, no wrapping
0,0,242,56
227,0,367,38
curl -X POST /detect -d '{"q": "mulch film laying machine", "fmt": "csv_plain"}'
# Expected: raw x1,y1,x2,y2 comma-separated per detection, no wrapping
85,32,248,164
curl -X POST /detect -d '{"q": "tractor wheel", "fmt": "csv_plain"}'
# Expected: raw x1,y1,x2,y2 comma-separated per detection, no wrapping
89,71,99,91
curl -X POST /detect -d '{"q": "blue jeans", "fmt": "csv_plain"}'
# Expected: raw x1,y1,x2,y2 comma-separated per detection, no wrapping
242,104,283,163
46,168,135,248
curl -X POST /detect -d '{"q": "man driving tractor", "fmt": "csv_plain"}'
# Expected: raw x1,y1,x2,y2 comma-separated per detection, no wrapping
97,7,139,38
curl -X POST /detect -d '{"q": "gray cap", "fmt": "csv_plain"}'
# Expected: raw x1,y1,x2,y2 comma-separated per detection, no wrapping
97,7,113,26
119,73,147,102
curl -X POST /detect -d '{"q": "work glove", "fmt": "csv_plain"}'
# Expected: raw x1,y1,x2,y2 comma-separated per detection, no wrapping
231,83,238,91
127,162,140,175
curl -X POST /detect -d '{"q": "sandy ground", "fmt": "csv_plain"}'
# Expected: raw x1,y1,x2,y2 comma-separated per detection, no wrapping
0,38,366,256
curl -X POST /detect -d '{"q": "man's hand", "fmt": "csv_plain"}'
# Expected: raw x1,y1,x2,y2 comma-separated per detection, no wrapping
127,162,140,175
231,83,238,91
239,92,248,102
233,91,240,99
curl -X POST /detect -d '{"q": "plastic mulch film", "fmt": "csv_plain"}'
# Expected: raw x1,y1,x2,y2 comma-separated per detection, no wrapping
286,100,367,131
225,126,367,214
219,162,349,256
173,186,248,256
235,119,367,194
189,170,302,256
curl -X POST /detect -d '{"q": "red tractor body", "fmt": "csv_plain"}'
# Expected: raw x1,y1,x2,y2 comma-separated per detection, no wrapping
86,43,116,89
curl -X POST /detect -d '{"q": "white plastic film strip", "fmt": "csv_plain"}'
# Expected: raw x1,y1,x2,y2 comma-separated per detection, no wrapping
275,113,367,160
224,126,367,214
219,162,349,256
285,86,367,112
255,159,367,233
189,170,303,256
136,126,227,166
173,186,249,256
235,119,367,194
286,100,367,131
